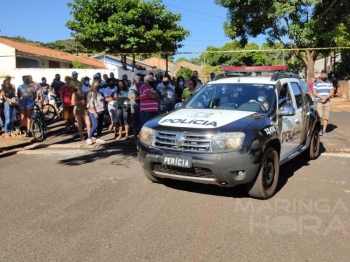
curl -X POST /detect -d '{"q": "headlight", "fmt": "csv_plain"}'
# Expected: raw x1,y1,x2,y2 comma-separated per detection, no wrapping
211,132,245,152
139,127,154,147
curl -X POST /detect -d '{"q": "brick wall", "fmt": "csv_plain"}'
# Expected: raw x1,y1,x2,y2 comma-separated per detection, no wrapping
338,81,350,99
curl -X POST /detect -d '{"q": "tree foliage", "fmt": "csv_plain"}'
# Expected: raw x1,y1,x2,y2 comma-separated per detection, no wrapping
176,67,193,80
336,50,350,77
200,41,287,67
176,57,188,63
66,0,190,55
215,0,350,81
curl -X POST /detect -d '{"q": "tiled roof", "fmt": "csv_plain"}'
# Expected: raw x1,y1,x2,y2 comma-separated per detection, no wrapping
142,57,181,70
0,37,106,68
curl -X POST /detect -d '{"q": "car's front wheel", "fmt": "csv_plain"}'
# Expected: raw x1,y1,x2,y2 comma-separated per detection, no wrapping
246,147,280,199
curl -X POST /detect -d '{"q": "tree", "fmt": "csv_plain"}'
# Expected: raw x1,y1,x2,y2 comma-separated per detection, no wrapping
215,0,350,82
200,41,274,67
175,57,188,63
334,20,350,77
176,67,193,80
66,0,190,69
72,60,91,68
202,65,221,76
189,57,202,66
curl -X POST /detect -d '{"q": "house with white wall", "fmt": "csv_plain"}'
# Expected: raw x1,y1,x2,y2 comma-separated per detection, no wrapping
0,37,137,86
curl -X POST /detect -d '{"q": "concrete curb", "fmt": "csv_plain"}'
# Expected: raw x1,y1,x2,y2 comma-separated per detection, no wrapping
0,121,65,152
0,139,34,152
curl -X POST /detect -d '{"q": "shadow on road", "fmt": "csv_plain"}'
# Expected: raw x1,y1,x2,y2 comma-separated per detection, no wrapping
320,141,326,154
163,180,249,198
326,124,338,133
275,154,311,194
163,152,315,199
58,148,137,166
0,151,18,159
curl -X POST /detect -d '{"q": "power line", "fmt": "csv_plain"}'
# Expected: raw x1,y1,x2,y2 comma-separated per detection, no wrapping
185,39,231,42
106,47,350,55
188,15,223,23
164,3,224,19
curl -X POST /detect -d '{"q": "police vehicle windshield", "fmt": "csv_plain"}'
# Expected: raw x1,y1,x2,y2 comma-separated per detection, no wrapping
186,83,275,112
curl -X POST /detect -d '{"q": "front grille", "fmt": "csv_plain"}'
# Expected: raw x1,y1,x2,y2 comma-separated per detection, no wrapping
153,164,215,179
154,130,214,151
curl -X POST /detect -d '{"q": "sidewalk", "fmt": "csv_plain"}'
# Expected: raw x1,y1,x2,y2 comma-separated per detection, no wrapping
329,97,350,111
0,120,65,152
0,119,135,153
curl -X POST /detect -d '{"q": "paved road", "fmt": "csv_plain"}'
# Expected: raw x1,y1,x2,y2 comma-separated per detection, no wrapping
0,112,350,262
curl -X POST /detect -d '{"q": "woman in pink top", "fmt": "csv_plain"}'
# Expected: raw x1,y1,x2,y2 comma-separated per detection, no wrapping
140,75,159,127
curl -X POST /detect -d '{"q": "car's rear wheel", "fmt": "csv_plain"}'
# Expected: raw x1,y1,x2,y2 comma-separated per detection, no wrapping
305,127,320,160
246,147,280,199
143,169,162,183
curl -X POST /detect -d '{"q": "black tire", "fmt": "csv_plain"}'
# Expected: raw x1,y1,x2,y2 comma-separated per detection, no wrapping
246,147,280,199
143,169,162,183
31,119,44,142
305,127,320,160
42,104,56,122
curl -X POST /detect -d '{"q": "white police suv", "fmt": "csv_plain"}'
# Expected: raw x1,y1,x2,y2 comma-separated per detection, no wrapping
137,68,320,199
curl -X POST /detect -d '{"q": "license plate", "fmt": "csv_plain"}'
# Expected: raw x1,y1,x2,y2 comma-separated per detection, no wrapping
162,154,192,168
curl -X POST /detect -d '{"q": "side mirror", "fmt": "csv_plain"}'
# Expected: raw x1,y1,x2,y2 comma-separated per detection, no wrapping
279,106,296,116
174,102,184,110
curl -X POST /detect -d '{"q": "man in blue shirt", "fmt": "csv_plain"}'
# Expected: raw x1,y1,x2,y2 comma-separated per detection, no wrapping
313,70,334,136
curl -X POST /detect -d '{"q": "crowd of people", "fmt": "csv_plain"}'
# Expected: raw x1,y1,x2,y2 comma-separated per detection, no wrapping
0,70,206,144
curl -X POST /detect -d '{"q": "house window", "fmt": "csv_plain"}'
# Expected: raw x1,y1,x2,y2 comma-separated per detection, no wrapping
49,61,60,68
16,57,40,68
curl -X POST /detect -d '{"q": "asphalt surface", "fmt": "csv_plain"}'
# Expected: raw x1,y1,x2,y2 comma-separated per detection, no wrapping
0,112,349,262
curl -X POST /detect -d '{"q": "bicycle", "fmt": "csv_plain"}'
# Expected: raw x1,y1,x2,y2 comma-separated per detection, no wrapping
31,110,48,142
34,103,57,123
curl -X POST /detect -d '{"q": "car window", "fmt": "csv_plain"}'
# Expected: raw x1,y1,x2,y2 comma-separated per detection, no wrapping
185,83,275,112
278,83,293,108
290,82,304,108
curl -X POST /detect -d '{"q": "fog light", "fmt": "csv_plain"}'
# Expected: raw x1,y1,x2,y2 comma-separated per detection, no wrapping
237,171,246,179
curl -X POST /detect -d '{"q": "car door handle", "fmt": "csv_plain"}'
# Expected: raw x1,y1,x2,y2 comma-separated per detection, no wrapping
295,119,300,123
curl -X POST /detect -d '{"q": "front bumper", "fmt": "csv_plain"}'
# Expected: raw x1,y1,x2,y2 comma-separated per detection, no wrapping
138,142,260,187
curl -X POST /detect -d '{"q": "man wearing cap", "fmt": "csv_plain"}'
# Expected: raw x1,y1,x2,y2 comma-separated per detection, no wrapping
82,76,91,93
122,74,128,81
93,74,106,94
70,71,81,89
313,69,334,136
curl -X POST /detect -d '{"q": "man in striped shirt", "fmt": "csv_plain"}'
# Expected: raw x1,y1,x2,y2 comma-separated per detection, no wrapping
313,70,334,136
140,75,160,127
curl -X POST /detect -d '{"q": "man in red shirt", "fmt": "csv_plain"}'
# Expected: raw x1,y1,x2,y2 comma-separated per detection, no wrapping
60,76,75,133
140,75,160,127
